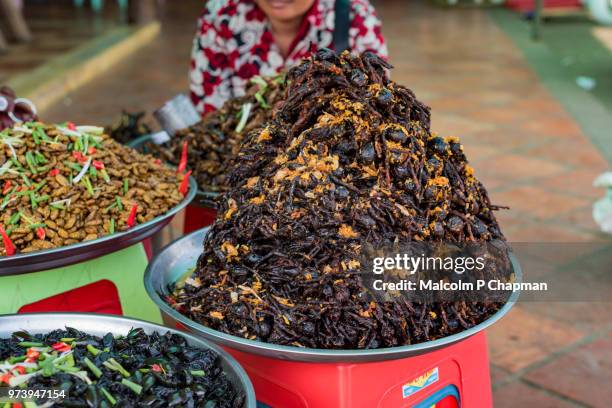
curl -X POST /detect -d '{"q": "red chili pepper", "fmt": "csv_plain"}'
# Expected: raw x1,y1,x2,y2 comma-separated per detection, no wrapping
0,372,13,384
36,227,46,240
177,141,188,173
127,204,138,228
14,365,26,375
72,151,87,163
92,160,105,170
67,122,76,130
179,170,192,196
25,348,40,361
0,225,15,256
88,147,97,155
2,180,11,195
49,168,60,177
13,403,23,408
151,364,162,373
51,342,71,353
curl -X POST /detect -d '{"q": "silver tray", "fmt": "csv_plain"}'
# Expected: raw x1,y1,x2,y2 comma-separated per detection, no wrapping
0,177,197,276
128,134,220,208
0,312,256,407
145,227,521,363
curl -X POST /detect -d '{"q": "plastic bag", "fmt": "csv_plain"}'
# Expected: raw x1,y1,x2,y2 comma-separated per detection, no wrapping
593,172,612,234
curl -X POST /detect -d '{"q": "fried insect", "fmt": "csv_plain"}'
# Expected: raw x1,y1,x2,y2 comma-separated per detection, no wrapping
0,122,185,256
146,74,287,192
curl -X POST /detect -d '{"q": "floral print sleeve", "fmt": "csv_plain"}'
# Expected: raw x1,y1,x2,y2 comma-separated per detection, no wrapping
349,0,388,58
189,0,388,115
189,5,238,114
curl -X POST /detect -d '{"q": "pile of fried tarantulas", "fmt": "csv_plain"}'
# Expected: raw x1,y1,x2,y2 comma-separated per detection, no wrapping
148,75,286,192
170,50,508,349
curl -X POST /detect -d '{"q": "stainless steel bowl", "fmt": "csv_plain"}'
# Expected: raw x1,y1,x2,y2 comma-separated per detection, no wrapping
0,177,197,276
0,312,256,407
145,228,521,363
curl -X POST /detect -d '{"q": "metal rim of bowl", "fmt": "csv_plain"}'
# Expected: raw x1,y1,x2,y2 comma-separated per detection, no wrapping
0,177,198,274
0,312,257,408
144,227,522,363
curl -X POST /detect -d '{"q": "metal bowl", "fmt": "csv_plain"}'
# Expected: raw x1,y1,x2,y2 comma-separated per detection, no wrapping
0,177,197,276
0,312,256,408
145,227,521,363
128,134,220,208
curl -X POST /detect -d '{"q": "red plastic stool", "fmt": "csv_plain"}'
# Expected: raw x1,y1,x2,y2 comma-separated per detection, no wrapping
505,0,581,12
1,244,160,323
183,203,217,234
18,280,123,315
222,331,491,408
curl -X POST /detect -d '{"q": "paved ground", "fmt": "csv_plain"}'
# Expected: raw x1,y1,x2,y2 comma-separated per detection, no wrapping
0,0,120,83
32,0,612,406
496,15,612,123
41,0,197,125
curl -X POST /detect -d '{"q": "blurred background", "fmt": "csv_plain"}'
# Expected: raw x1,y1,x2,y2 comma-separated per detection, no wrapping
1,0,611,406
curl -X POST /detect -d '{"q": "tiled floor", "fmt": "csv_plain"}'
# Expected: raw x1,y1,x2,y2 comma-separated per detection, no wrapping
41,0,198,124
0,0,121,83
378,3,611,407
34,0,612,406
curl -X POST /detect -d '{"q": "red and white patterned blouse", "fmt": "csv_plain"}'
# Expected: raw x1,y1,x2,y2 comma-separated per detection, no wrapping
189,0,388,114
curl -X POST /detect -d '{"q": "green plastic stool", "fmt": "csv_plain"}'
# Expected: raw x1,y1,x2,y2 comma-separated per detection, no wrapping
0,244,161,323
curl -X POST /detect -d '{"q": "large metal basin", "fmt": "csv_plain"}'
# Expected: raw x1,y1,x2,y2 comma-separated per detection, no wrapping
145,228,521,363
0,312,256,407
0,177,197,275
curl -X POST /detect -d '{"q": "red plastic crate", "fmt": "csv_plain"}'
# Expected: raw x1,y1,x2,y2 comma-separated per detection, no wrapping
165,315,491,407
18,280,123,315
183,203,217,233
223,331,491,407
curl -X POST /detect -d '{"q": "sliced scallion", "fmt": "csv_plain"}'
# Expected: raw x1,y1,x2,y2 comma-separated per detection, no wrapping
83,357,102,378
8,212,21,225
18,341,44,347
101,387,117,406
121,379,142,395
82,175,94,197
86,344,102,356
235,102,253,133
